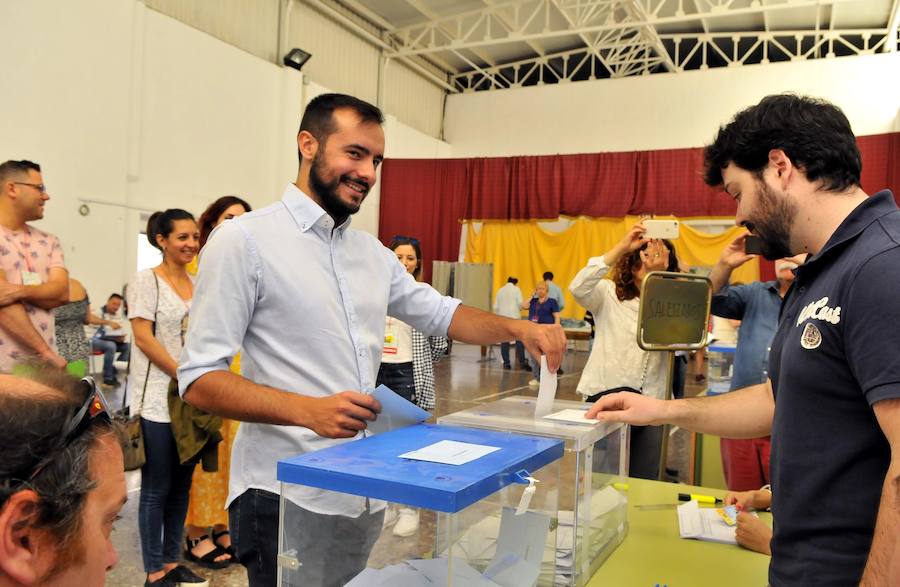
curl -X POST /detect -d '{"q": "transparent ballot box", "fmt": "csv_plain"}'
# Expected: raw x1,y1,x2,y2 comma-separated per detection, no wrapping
276,423,564,586
439,396,630,586
707,343,736,395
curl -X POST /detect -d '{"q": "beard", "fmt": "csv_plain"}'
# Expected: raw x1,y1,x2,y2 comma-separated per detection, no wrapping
743,180,796,260
309,151,369,221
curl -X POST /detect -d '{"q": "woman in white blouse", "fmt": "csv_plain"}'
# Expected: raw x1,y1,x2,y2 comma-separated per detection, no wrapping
127,209,208,586
569,222,678,479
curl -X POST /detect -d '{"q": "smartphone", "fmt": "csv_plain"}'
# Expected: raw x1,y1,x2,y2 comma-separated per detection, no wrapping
643,219,679,240
744,235,763,255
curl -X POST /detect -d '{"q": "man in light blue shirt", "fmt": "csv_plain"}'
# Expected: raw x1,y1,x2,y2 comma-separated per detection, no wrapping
543,271,565,311
178,94,566,587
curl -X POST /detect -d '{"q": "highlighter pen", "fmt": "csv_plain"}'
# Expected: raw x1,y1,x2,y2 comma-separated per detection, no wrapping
678,492,723,504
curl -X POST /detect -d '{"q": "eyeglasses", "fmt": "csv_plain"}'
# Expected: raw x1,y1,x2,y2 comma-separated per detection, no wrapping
25,377,111,482
13,182,47,194
393,235,420,246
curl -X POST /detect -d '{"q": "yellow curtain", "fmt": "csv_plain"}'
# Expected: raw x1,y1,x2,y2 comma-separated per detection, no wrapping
465,216,758,319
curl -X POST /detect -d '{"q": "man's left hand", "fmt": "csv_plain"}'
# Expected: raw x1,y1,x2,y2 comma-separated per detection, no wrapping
0,281,24,307
517,322,567,371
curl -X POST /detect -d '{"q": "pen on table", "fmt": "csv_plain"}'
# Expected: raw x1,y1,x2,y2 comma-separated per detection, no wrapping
678,492,723,504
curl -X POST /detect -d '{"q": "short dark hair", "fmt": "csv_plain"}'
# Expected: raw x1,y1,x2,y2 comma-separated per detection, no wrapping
0,367,119,567
146,208,196,251
298,94,384,162
389,235,423,280
107,293,123,302
507,276,518,284
543,271,554,281
0,159,41,187
198,195,252,249
703,94,861,192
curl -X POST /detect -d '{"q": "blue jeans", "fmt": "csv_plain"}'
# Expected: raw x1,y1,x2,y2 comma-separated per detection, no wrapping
375,361,415,403
91,336,130,381
500,341,526,367
229,489,384,587
138,418,195,573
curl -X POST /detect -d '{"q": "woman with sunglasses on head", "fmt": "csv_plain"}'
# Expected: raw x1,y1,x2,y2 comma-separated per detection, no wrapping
128,209,209,586
569,222,679,479
183,196,251,569
377,235,448,537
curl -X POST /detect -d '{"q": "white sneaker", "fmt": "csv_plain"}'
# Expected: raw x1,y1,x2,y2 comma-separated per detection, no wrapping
528,378,540,387
393,508,420,537
382,507,399,528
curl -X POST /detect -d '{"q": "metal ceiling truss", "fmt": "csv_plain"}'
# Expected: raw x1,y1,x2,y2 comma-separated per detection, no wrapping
451,25,898,91
371,0,899,93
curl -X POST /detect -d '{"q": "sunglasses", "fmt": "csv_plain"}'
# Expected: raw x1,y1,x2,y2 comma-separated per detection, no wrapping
24,377,112,482
393,235,420,246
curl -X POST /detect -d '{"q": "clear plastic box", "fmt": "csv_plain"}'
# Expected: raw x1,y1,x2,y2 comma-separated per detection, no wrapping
707,343,737,395
439,396,630,586
276,423,564,586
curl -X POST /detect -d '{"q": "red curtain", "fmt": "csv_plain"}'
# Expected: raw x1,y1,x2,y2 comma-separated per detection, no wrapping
379,132,900,282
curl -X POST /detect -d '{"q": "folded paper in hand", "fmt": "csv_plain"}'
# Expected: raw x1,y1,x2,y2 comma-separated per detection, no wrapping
366,384,431,434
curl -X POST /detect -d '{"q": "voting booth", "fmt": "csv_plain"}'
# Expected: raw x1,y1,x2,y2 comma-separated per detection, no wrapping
277,424,565,586
440,397,629,586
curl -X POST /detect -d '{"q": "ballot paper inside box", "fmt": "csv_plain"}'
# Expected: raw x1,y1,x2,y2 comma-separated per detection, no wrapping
276,423,564,587
439,396,630,586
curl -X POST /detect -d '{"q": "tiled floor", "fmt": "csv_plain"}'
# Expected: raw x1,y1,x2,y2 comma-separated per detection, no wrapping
107,344,707,586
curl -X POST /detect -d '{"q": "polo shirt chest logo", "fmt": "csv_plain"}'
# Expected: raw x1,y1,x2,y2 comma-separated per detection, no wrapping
795,296,842,327
800,322,823,349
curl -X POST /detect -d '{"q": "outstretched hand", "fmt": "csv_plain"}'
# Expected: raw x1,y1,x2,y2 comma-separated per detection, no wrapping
584,391,669,426
518,322,567,372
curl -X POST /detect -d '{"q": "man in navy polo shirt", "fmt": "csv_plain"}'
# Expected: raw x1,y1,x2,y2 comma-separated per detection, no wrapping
586,94,900,586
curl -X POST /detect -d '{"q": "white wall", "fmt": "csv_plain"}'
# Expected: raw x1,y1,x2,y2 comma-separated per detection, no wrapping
0,0,447,302
445,52,900,157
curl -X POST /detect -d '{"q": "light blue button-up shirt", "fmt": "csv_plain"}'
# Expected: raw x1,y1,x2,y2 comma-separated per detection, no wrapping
178,183,461,515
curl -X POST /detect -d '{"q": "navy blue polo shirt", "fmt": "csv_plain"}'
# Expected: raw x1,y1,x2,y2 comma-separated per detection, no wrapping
528,297,559,324
768,190,900,586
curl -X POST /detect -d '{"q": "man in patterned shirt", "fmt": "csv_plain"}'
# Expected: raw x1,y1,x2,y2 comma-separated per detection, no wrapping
0,160,68,371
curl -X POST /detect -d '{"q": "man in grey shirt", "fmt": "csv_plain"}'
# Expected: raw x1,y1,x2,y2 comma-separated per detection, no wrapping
178,94,566,587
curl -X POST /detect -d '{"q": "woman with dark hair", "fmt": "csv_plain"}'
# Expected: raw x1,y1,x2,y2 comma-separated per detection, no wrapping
377,235,448,537
569,222,678,479
184,196,251,568
196,195,252,250
127,209,208,586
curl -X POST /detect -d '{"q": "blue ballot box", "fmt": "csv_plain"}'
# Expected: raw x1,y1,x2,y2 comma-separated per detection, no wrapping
277,423,565,586
440,397,629,586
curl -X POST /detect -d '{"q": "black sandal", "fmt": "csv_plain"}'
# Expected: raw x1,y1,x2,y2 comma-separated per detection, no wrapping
184,534,231,569
211,529,237,559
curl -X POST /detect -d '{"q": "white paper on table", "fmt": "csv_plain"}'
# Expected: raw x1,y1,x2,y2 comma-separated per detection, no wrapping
366,384,431,434
541,408,598,426
534,356,557,418
677,500,753,545
399,439,500,466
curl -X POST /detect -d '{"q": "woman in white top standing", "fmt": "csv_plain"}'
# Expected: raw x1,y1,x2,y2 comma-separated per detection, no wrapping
128,209,207,587
377,235,448,538
569,222,679,479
